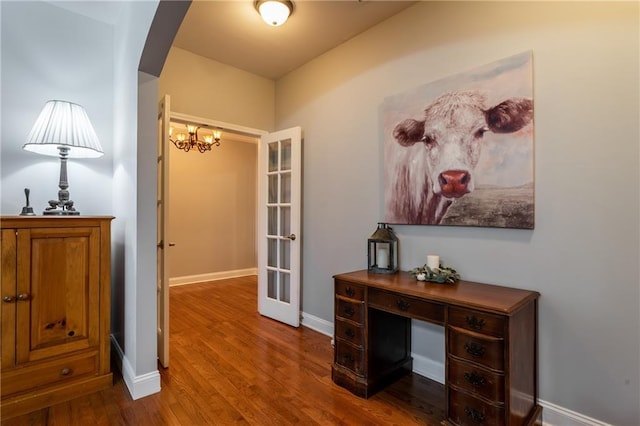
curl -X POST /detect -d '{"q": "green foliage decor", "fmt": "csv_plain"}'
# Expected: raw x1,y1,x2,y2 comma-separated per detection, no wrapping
410,264,460,284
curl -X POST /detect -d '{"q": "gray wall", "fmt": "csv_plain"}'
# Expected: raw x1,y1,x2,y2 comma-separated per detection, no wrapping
276,2,639,424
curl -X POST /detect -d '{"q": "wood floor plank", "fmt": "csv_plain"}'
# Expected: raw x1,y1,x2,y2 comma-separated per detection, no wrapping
2,276,445,425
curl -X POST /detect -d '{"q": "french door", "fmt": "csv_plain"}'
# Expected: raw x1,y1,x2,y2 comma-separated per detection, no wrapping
157,95,170,368
257,127,302,327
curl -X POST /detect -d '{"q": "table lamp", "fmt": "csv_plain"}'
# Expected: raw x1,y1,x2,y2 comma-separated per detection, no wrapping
23,100,103,215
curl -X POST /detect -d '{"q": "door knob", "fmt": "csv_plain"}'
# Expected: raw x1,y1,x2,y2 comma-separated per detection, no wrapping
284,234,296,241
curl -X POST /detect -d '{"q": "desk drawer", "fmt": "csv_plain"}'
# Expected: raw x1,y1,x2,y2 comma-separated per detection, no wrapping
335,318,364,347
448,327,504,371
335,298,364,324
448,387,505,426
334,340,364,376
368,289,444,324
449,307,506,338
335,280,365,301
448,357,504,403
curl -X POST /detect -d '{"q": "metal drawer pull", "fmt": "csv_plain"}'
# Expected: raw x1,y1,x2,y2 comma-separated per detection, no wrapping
17,293,30,301
2,296,15,303
465,315,486,330
343,353,354,364
343,306,355,317
396,299,410,311
464,406,485,423
345,287,356,297
464,371,486,388
60,368,72,376
464,342,485,358
345,328,355,338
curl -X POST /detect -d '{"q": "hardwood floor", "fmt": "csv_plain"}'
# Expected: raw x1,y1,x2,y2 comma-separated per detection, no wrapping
2,276,445,425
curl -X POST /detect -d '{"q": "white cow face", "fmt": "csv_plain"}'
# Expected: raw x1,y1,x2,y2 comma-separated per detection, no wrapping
393,91,533,199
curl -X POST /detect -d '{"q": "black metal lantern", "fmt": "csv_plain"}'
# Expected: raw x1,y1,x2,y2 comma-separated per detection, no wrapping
367,223,398,274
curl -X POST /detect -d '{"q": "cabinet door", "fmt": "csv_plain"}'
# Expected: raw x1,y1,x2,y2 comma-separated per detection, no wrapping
16,227,100,364
1,229,17,368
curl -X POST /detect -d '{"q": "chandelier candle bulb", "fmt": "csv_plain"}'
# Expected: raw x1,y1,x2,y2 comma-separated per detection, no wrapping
426,255,440,270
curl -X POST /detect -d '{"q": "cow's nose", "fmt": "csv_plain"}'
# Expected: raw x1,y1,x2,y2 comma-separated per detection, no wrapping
438,170,471,198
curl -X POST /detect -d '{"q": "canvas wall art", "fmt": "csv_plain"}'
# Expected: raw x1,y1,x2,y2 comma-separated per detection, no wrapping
383,51,534,229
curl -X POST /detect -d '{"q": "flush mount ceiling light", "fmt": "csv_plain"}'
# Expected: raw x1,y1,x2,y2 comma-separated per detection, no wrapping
255,0,293,27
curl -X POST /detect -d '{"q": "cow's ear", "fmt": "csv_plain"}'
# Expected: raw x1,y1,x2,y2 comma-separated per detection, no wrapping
485,98,533,134
393,119,426,146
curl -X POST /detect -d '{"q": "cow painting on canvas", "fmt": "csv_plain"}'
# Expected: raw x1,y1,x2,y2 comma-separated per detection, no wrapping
383,52,535,229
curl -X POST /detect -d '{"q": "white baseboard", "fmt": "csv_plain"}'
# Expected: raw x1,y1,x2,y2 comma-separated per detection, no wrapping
110,335,161,400
411,351,445,384
301,311,333,336
169,268,257,286
539,399,611,426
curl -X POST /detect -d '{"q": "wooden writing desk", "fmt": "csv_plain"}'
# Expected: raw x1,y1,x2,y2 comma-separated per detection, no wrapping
331,270,541,426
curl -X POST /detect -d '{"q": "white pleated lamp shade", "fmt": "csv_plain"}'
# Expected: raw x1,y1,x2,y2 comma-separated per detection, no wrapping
23,100,104,158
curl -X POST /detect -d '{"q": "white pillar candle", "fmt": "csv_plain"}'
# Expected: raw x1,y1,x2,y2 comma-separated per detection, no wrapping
377,247,389,268
426,255,440,270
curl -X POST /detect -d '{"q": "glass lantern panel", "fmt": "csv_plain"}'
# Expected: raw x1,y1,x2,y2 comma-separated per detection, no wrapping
280,206,290,236
268,174,278,204
281,138,292,171
268,142,279,172
280,239,290,270
267,269,277,299
279,272,290,303
375,242,390,268
267,238,278,268
267,207,277,236
280,172,291,203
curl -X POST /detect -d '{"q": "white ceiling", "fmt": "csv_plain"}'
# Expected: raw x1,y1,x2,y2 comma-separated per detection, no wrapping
173,0,416,80
47,0,415,80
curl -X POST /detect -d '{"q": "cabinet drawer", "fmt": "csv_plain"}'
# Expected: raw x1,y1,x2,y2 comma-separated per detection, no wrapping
335,298,364,324
369,289,444,324
448,387,505,426
334,340,364,376
1,351,99,397
335,280,365,301
335,318,364,347
448,307,506,337
448,356,505,403
448,327,504,371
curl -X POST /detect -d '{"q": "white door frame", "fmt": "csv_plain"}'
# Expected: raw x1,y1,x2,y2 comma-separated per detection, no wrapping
157,109,270,364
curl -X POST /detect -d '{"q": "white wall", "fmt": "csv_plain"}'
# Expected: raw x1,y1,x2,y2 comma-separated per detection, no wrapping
1,1,113,216
276,2,639,425
112,1,160,399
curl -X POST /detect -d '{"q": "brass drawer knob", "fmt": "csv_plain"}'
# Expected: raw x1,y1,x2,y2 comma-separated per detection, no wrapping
464,371,486,388
345,328,355,338
396,299,410,311
60,368,72,376
465,315,486,331
343,306,355,317
2,296,15,303
464,342,485,358
345,287,355,297
464,406,485,424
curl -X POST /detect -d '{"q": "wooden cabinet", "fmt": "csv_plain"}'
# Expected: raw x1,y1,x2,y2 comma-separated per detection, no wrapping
332,270,541,426
1,216,113,419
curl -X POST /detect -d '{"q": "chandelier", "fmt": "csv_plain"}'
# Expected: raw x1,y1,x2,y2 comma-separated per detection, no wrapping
170,124,221,153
